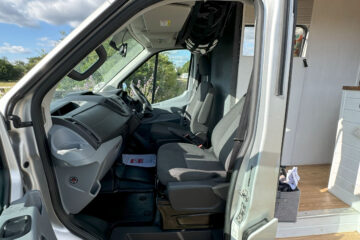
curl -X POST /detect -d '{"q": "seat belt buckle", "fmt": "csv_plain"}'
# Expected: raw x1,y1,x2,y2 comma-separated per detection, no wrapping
226,170,233,181
197,144,203,149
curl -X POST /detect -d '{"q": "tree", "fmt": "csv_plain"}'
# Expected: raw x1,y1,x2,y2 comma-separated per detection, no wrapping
178,60,190,75
122,52,192,103
0,32,62,83
0,58,25,81
155,53,180,103
26,50,47,71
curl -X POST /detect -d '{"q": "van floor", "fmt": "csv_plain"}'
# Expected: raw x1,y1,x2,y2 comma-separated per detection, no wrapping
278,232,360,240
109,226,223,240
288,164,348,211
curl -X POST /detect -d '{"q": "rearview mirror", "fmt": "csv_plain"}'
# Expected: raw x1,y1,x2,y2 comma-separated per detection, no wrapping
119,43,128,57
110,40,127,58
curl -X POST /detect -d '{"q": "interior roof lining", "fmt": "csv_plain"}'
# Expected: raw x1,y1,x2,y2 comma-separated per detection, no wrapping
127,3,192,49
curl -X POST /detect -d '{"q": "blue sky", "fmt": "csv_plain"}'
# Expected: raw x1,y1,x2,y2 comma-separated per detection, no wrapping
0,22,72,62
167,50,191,67
0,0,191,67
0,0,104,63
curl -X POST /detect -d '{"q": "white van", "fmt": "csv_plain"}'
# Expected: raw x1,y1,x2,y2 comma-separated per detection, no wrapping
0,0,359,239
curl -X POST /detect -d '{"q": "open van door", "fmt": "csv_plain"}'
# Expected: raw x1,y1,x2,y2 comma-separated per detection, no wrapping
0,116,56,239
225,0,295,239
0,191,56,239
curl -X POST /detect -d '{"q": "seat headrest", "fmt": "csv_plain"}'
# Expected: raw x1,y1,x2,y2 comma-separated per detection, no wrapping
199,55,211,76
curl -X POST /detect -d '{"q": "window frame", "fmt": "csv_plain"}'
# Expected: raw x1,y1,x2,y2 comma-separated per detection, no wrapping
119,48,192,104
242,24,308,57
293,25,308,58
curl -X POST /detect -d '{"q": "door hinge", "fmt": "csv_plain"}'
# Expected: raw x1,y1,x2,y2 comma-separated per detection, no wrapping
8,115,33,129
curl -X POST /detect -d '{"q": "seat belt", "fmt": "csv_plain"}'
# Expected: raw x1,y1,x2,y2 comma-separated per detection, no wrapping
226,74,253,180
179,58,198,126
195,64,201,89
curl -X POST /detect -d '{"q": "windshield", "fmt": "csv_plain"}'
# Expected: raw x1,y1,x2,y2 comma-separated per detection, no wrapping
53,31,144,100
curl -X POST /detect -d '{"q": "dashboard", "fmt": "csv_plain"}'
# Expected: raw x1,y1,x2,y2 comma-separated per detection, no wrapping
48,90,140,214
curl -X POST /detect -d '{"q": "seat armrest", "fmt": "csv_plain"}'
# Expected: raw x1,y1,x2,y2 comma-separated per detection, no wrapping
167,127,194,144
167,127,207,146
167,180,228,212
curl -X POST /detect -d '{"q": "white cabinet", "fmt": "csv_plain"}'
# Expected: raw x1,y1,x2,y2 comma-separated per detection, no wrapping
329,87,360,211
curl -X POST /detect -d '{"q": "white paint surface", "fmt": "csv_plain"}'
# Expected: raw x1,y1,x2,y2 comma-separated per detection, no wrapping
328,90,360,212
238,0,360,166
276,208,360,238
282,0,360,165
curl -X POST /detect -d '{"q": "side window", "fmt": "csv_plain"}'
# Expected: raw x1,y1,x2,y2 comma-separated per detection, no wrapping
154,50,191,103
124,55,156,102
242,25,308,57
293,26,307,57
242,26,255,56
123,49,191,104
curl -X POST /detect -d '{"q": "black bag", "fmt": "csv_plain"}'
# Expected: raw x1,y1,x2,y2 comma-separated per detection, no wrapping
177,2,234,54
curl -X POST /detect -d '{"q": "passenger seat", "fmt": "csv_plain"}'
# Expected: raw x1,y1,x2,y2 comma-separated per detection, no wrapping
157,96,245,186
150,55,214,146
155,96,246,217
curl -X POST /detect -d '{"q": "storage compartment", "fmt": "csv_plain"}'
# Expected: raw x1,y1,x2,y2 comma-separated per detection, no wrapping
115,164,156,183
157,199,224,230
274,189,300,222
48,124,123,214
51,102,80,116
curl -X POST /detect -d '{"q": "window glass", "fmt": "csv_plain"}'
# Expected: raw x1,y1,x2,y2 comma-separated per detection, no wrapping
52,30,144,101
242,26,307,57
154,50,191,103
123,55,156,103
122,49,191,104
242,26,255,56
293,26,306,57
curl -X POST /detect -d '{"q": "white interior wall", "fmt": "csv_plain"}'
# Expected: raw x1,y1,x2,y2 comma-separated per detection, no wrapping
236,0,313,99
236,4,254,99
237,0,360,166
282,0,360,165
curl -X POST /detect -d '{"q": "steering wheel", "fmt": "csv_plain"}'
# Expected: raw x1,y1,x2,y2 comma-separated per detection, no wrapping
130,82,153,111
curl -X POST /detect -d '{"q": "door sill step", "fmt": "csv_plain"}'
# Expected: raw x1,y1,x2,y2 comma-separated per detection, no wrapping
276,208,360,238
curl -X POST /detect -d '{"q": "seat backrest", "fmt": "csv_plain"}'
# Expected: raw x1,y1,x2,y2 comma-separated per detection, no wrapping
184,56,214,134
211,95,246,170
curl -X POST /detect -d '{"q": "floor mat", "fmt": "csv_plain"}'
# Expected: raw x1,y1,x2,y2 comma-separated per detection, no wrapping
110,226,161,240
110,227,222,240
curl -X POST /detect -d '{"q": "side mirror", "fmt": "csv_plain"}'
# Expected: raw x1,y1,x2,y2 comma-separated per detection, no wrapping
122,82,127,91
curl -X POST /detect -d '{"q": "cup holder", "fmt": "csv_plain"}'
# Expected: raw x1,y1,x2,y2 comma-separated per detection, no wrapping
90,181,101,196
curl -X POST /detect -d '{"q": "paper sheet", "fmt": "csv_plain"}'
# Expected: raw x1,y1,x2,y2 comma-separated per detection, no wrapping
122,154,156,168
286,167,300,190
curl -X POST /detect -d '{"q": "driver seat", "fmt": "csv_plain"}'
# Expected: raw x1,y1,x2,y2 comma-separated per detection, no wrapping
150,55,214,146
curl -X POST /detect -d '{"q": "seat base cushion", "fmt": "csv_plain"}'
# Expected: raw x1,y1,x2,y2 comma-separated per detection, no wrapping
151,122,187,140
157,143,226,185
